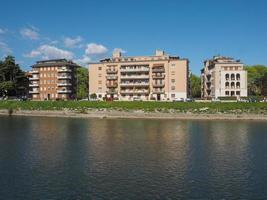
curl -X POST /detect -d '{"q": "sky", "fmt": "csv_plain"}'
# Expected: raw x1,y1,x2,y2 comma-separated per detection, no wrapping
0,0,267,74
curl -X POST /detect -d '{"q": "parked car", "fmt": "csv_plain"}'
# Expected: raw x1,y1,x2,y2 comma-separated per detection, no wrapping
185,98,194,102
173,98,184,102
211,98,221,102
133,97,142,101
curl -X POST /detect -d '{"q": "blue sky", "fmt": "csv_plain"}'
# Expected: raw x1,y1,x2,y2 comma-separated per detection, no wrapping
0,0,267,74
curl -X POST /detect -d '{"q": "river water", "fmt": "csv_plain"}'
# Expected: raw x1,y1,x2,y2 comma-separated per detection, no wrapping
0,116,266,199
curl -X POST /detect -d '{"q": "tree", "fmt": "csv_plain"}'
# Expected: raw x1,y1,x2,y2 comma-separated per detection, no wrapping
190,74,201,98
76,67,88,99
245,65,267,96
0,56,29,97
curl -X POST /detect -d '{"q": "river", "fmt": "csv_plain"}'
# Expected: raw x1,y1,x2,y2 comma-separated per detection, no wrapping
0,116,266,199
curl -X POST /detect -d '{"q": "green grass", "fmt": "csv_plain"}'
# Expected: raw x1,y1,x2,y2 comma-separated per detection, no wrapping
0,100,266,114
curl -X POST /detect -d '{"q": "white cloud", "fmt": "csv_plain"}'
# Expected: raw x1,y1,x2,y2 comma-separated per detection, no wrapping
85,43,108,55
24,45,74,60
74,55,91,66
0,41,12,54
0,28,7,34
113,48,126,54
64,36,83,48
20,27,39,40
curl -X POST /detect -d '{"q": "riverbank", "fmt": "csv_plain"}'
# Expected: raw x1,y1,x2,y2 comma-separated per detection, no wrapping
1,109,267,121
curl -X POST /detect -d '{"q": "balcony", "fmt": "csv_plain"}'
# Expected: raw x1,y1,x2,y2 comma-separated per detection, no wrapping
58,75,72,79
152,90,165,94
106,69,118,74
120,82,149,87
106,83,118,88
153,83,165,87
152,68,165,73
58,68,72,72
57,83,72,86
29,83,39,87
29,90,39,94
120,90,149,94
120,75,149,80
120,68,149,72
30,70,39,74
29,77,39,81
107,90,118,94
152,74,165,79
106,75,118,80
57,90,72,94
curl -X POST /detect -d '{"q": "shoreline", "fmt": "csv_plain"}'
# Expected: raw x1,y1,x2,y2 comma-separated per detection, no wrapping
0,109,267,121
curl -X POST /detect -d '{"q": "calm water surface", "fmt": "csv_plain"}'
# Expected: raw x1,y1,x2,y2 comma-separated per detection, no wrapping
0,116,266,199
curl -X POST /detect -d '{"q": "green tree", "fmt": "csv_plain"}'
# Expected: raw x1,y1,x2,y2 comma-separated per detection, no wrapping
245,65,267,96
76,67,88,99
0,56,29,97
190,74,201,98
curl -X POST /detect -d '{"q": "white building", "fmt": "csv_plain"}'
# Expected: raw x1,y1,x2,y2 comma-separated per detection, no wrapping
201,56,247,99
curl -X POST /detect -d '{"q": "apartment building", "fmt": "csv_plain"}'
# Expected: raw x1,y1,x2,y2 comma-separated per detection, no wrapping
89,50,189,101
201,56,247,99
29,59,78,100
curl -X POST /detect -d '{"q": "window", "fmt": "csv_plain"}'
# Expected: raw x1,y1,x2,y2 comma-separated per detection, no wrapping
44,74,46,77
98,80,102,84
236,91,240,95
171,94,175,98
98,94,102,98
98,87,102,90
98,67,102,70
225,74,229,80
171,71,175,75
98,74,102,77
40,74,43,78
171,86,175,90
40,87,43,91
171,79,175,83
225,91,229,96
171,64,176,67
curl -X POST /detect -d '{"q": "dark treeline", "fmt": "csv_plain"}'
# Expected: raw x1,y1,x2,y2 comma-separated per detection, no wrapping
0,56,29,98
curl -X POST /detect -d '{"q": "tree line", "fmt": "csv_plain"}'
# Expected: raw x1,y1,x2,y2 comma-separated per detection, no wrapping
0,56,29,98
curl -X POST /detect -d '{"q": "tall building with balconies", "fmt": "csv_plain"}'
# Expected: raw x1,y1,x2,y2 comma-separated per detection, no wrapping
29,59,78,100
201,56,247,99
89,50,189,101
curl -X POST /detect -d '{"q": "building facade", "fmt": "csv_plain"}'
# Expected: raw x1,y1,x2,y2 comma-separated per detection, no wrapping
201,56,247,99
89,50,189,101
29,59,78,100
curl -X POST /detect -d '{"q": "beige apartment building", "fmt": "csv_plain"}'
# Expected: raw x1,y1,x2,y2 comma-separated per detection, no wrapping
29,59,78,100
201,56,247,99
89,50,189,101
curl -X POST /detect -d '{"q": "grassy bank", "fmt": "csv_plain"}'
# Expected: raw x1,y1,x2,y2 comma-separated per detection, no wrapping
0,101,266,114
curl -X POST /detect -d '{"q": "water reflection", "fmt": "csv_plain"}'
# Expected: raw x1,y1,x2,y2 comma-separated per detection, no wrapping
0,116,266,199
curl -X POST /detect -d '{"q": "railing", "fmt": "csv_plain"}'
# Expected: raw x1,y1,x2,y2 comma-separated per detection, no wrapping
58,75,72,79
29,90,39,94
29,84,39,87
153,83,165,87
120,82,149,86
152,90,165,94
106,75,118,80
152,68,165,72
152,74,165,79
30,70,39,74
120,68,149,72
120,75,149,79
29,77,39,80
58,68,72,72
106,69,118,73
57,90,72,93
57,83,72,86
120,90,149,94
